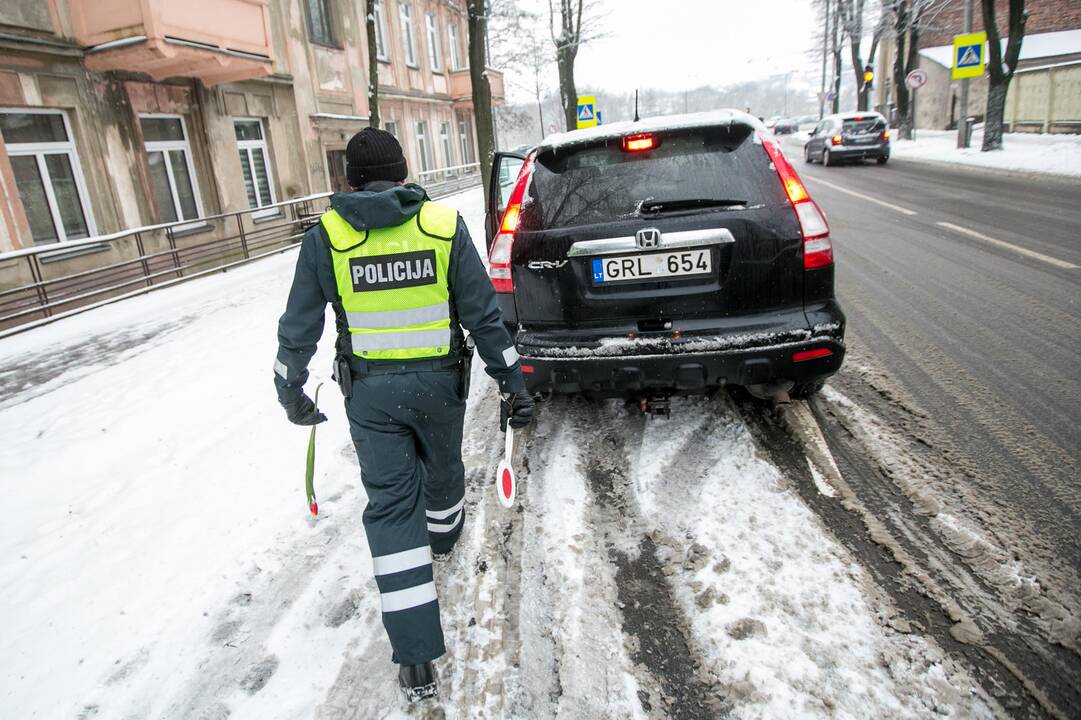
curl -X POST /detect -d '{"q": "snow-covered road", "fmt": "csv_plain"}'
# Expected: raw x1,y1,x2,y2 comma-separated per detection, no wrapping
0,188,993,719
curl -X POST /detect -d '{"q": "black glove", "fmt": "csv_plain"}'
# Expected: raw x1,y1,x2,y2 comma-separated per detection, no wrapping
500,392,535,431
282,393,327,426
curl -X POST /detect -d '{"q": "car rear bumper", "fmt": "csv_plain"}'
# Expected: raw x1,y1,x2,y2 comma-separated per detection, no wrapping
832,143,889,159
514,307,845,396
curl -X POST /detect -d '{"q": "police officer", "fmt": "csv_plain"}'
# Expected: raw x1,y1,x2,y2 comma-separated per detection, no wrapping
273,127,534,701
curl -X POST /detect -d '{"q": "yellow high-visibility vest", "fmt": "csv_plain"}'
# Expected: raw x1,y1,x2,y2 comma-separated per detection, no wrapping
322,201,458,361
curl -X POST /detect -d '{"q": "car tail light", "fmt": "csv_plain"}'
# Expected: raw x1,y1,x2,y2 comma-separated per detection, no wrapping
622,133,658,152
793,347,833,362
882,130,890,141
760,133,833,270
831,135,843,145
489,154,535,293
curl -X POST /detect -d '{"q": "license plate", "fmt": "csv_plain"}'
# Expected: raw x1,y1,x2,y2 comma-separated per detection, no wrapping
591,249,712,284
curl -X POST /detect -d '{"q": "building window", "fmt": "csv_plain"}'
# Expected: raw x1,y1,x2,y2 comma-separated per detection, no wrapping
373,0,388,60
0,109,96,245
305,0,335,47
415,120,431,173
447,23,463,71
234,119,277,217
440,121,454,174
384,120,399,139
139,114,204,227
458,119,474,165
400,3,417,67
425,12,441,71
326,149,350,192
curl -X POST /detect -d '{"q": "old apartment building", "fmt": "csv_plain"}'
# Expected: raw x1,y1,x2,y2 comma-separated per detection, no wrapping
0,0,504,253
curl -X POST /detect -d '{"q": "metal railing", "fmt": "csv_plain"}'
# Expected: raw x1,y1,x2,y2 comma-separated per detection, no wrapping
418,162,481,197
0,175,482,337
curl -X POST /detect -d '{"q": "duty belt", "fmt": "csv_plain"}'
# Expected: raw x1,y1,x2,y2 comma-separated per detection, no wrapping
347,354,463,376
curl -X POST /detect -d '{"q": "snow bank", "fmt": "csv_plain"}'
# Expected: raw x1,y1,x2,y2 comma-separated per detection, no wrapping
890,128,1081,177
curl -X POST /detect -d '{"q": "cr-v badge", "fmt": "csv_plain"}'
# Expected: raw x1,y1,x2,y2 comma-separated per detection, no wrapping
527,260,569,269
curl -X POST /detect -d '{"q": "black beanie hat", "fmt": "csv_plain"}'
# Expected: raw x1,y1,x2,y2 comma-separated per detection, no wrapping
345,127,408,188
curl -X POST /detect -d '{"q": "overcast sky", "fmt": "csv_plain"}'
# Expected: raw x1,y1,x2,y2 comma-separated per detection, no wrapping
503,0,820,102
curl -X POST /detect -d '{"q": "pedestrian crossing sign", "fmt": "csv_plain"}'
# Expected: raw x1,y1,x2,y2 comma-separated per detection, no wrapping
576,95,597,129
952,32,986,79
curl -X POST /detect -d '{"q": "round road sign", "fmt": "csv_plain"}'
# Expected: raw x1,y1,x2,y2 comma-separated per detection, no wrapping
906,69,929,90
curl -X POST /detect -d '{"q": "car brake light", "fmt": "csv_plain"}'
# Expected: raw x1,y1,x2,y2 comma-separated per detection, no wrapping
622,133,658,152
793,348,833,362
882,130,890,140
489,154,534,293
831,135,842,145
759,132,832,270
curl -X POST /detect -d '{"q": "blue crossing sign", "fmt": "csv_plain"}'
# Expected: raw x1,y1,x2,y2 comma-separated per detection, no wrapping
952,32,986,79
576,95,597,129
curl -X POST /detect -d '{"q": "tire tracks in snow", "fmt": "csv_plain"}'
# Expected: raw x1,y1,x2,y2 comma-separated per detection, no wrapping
735,392,1078,719
577,400,728,720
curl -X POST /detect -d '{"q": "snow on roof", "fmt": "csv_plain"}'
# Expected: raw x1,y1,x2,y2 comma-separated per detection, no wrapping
919,28,1081,68
537,109,765,150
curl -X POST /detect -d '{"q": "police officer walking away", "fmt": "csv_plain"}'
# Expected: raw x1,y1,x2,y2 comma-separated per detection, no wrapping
272,127,534,701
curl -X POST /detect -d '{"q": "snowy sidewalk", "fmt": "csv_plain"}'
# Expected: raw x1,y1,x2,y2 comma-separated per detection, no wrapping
889,128,1081,177
0,187,993,719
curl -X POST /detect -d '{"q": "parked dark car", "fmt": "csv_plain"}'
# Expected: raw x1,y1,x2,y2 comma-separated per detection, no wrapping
773,118,799,135
804,112,890,166
484,111,845,403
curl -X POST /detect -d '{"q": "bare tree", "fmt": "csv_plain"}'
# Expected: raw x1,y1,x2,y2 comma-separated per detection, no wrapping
549,0,603,131
885,0,928,138
838,0,885,111
467,0,496,206
365,0,379,129
981,0,1027,151
488,1,551,142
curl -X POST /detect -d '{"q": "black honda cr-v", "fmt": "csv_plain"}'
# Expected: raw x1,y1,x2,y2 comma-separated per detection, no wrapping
484,110,845,401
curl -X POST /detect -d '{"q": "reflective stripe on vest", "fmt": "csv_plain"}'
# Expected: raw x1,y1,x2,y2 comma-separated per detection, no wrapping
323,201,458,361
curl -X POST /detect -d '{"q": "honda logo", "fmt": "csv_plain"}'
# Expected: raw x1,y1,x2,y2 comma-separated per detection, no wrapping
636,228,661,249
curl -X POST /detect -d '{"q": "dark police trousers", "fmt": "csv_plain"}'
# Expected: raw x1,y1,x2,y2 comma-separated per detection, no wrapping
345,368,466,665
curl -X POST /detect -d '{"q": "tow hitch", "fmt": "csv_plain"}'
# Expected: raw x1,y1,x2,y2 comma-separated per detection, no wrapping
638,393,672,418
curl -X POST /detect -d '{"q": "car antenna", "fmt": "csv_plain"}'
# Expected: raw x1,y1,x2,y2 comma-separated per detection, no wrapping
634,89,640,122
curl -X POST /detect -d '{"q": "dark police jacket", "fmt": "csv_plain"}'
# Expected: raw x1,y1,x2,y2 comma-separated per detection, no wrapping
273,182,525,405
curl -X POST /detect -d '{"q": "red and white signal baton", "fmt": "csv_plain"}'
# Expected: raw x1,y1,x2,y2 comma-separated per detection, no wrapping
496,427,516,508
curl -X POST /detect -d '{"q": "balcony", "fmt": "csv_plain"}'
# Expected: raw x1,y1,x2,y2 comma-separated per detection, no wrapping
448,68,505,107
71,0,274,86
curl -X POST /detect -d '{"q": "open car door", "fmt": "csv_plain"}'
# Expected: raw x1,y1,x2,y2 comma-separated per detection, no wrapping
485,152,526,254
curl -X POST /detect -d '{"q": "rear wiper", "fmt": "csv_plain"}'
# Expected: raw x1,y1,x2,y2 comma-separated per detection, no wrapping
638,198,747,214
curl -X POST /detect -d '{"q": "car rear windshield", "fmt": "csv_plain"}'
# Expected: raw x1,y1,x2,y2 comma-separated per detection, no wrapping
521,124,785,230
842,117,886,134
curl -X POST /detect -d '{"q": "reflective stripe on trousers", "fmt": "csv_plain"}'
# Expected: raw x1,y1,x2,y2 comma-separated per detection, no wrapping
346,303,448,330
426,495,465,534
351,327,452,353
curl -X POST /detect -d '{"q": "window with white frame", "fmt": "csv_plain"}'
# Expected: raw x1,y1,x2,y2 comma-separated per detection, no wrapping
234,119,277,217
400,3,418,67
425,12,441,71
415,120,431,173
373,0,388,60
139,115,204,227
384,120,399,139
439,121,454,174
447,23,462,71
458,119,474,165
0,109,96,246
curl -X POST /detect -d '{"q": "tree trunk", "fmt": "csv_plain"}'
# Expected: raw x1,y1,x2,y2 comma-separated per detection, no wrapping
982,82,1008,150
467,0,495,206
849,42,867,111
831,5,842,113
365,0,379,129
981,0,1027,151
557,44,578,131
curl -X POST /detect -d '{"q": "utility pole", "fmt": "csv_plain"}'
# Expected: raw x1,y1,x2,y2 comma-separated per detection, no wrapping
831,0,841,114
820,0,830,119
957,0,973,148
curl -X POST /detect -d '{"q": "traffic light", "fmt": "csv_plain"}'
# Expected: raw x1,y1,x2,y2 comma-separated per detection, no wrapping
863,65,874,88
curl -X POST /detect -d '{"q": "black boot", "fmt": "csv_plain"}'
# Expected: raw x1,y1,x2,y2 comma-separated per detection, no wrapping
398,661,438,702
